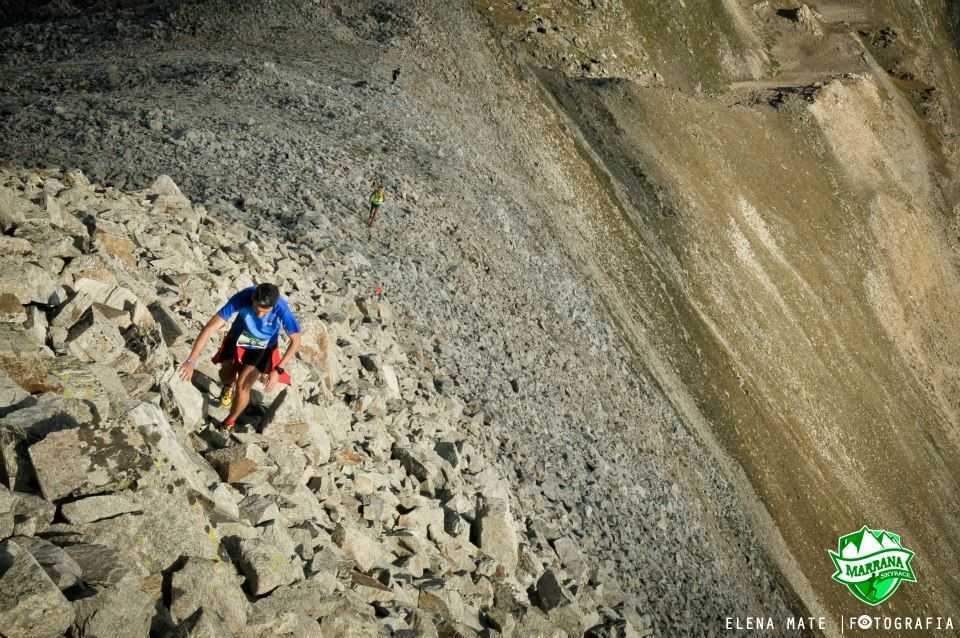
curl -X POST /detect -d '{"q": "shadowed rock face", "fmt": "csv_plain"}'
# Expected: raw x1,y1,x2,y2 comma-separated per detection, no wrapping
0,0,176,24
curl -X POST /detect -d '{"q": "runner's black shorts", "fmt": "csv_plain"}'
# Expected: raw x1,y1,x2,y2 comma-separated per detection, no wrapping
213,328,278,374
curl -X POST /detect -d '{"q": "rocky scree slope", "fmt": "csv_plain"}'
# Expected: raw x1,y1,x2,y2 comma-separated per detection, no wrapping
0,168,652,638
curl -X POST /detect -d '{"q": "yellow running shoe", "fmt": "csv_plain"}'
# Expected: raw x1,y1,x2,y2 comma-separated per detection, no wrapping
218,384,234,409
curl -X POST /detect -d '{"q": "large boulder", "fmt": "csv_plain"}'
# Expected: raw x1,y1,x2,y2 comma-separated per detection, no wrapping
159,367,204,430
553,536,589,584
51,278,116,330
0,368,29,414
0,292,27,325
9,535,82,590
535,569,573,612
148,301,187,347
148,175,191,208
0,539,74,638
65,304,128,365
0,185,29,230
76,487,220,575
169,557,250,634
315,594,381,637
70,573,155,638
238,494,280,526
10,491,55,536
0,427,34,495
304,400,352,445
0,393,96,439
205,442,265,483
298,320,339,392
29,422,151,502
332,523,386,572
234,522,304,596
249,578,338,622
0,324,54,393
0,352,127,423
129,402,219,496
264,440,310,487
474,497,519,574
92,219,137,269
0,259,57,305
61,543,132,588
256,385,306,434
174,608,236,638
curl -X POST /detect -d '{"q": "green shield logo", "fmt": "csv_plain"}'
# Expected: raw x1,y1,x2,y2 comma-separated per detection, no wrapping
828,526,917,606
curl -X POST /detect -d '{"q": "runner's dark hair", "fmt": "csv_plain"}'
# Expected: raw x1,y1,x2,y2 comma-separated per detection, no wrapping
253,282,279,308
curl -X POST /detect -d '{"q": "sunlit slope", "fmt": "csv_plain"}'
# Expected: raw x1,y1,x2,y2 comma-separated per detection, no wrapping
535,49,960,632
480,0,960,628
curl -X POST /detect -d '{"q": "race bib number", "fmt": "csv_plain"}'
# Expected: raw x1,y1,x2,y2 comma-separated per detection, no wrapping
236,331,269,350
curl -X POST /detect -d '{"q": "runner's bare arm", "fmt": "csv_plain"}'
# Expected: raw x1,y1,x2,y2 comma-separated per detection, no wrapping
179,314,227,380
264,332,302,391
277,332,302,370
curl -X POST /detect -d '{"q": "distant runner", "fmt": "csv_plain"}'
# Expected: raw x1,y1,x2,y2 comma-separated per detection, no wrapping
368,185,387,227
179,283,302,430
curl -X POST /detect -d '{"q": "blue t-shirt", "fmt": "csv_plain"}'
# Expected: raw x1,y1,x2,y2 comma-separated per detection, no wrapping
217,287,301,349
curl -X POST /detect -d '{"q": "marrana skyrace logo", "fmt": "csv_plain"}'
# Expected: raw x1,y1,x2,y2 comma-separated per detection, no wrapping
828,525,917,606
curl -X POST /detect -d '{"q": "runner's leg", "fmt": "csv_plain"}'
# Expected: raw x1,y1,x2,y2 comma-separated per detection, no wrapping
226,364,259,422
218,359,236,387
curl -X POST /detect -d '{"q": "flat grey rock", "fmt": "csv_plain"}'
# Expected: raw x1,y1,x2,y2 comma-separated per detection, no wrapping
0,539,74,638
61,493,142,525
28,422,151,502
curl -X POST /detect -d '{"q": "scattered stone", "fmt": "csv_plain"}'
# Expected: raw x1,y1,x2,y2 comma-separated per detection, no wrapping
332,523,385,572
536,569,573,612
205,442,263,483
238,494,279,525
